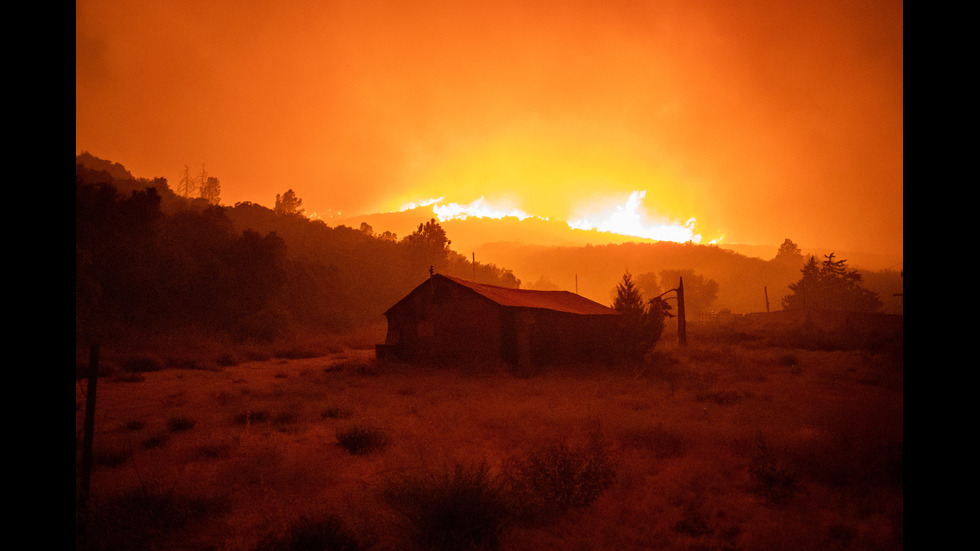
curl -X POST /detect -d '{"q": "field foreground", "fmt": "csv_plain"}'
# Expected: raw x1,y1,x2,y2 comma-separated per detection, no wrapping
76,324,903,550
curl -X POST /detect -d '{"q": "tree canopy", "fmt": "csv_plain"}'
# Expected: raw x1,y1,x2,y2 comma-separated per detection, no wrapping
274,189,304,216
612,271,672,361
781,253,882,312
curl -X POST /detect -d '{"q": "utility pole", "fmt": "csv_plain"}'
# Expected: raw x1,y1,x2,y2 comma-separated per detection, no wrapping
764,286,770,313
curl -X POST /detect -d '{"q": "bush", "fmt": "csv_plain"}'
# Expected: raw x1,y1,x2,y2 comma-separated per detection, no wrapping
233,410,271,424
335,425,389,455
321,407,354,420
504,436,616,521
749,435,799,505
255,515,365,551
166,416,196,433
120,354,165,373
384,462,513,551
140,434,169,449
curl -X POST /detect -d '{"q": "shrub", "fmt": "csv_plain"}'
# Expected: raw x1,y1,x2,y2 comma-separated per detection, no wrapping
749,435,799,505
140,434,169,449
384,462,513,551
166,416,196,433
321,407,354,420
124,420,146,431
233,410,271,424
777,353,800,367
120,354,165,373
255,515,365,551
195,443,232,459
335,425,389,455
504,436,616,521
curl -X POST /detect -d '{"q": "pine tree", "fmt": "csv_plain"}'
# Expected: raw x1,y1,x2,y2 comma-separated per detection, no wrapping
274,189,304,216
782,254,882,312
613,272,644,316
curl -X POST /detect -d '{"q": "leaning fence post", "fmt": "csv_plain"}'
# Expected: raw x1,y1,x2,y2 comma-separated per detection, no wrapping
78,344,99,540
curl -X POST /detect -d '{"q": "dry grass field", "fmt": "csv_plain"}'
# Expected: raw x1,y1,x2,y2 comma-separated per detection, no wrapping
76,318,902,551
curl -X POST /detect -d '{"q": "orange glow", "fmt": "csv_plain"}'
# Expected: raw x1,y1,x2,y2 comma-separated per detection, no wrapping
76,0,903,256
568,191,709,244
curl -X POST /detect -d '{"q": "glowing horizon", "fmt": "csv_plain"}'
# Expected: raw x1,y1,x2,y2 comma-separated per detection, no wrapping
396,190,719,245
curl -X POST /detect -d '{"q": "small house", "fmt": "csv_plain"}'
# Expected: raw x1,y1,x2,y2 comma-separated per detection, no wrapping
377,274,623,367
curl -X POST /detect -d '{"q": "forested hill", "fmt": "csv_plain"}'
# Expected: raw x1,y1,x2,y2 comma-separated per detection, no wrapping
76,154,519,344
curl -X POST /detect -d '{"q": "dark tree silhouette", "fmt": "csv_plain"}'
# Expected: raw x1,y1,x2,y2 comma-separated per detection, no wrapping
782,253,883,312
403,219,452,274
612,271,669,361
775,238,804,263
274,189,304,216
612,271,644,316
645,296,674,348
200,176,221,205
657,269,719,317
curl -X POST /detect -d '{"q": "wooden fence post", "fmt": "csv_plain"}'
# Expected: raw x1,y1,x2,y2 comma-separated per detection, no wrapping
677,277,687,346
77,344,99,541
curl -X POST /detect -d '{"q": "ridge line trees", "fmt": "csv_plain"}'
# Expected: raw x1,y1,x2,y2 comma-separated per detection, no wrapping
782,253,882,312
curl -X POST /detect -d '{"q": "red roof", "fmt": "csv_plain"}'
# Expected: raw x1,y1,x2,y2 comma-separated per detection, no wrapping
440,275,620,316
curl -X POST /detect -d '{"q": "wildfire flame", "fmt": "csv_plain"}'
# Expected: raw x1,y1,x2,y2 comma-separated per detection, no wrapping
568,191,707,244
399,190,719,245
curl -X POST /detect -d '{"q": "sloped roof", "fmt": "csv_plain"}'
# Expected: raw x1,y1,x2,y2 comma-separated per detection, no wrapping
440,274,620,316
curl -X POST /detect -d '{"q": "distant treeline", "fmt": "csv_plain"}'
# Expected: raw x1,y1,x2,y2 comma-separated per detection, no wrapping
76,155,519,343
476,240,903,317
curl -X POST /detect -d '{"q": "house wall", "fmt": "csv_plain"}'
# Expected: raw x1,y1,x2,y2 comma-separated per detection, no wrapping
383,277,622,366
519,309,621,366
384,277,503,363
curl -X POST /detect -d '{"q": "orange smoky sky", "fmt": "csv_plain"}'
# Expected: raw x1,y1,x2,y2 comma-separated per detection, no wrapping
76,0,903,256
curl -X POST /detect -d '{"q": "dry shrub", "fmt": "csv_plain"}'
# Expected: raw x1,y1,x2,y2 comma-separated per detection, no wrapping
195,443,232,459
321,406,354,420
120,354,165,373
140,433,169,449
166,416,197,433
383,462,513,551
748,435,799,505
336,424,389,455
233,409,271,425
504,435,616,522
255,515,366,551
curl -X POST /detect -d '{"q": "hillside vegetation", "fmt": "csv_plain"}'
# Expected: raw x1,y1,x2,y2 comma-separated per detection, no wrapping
76,154,519,350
